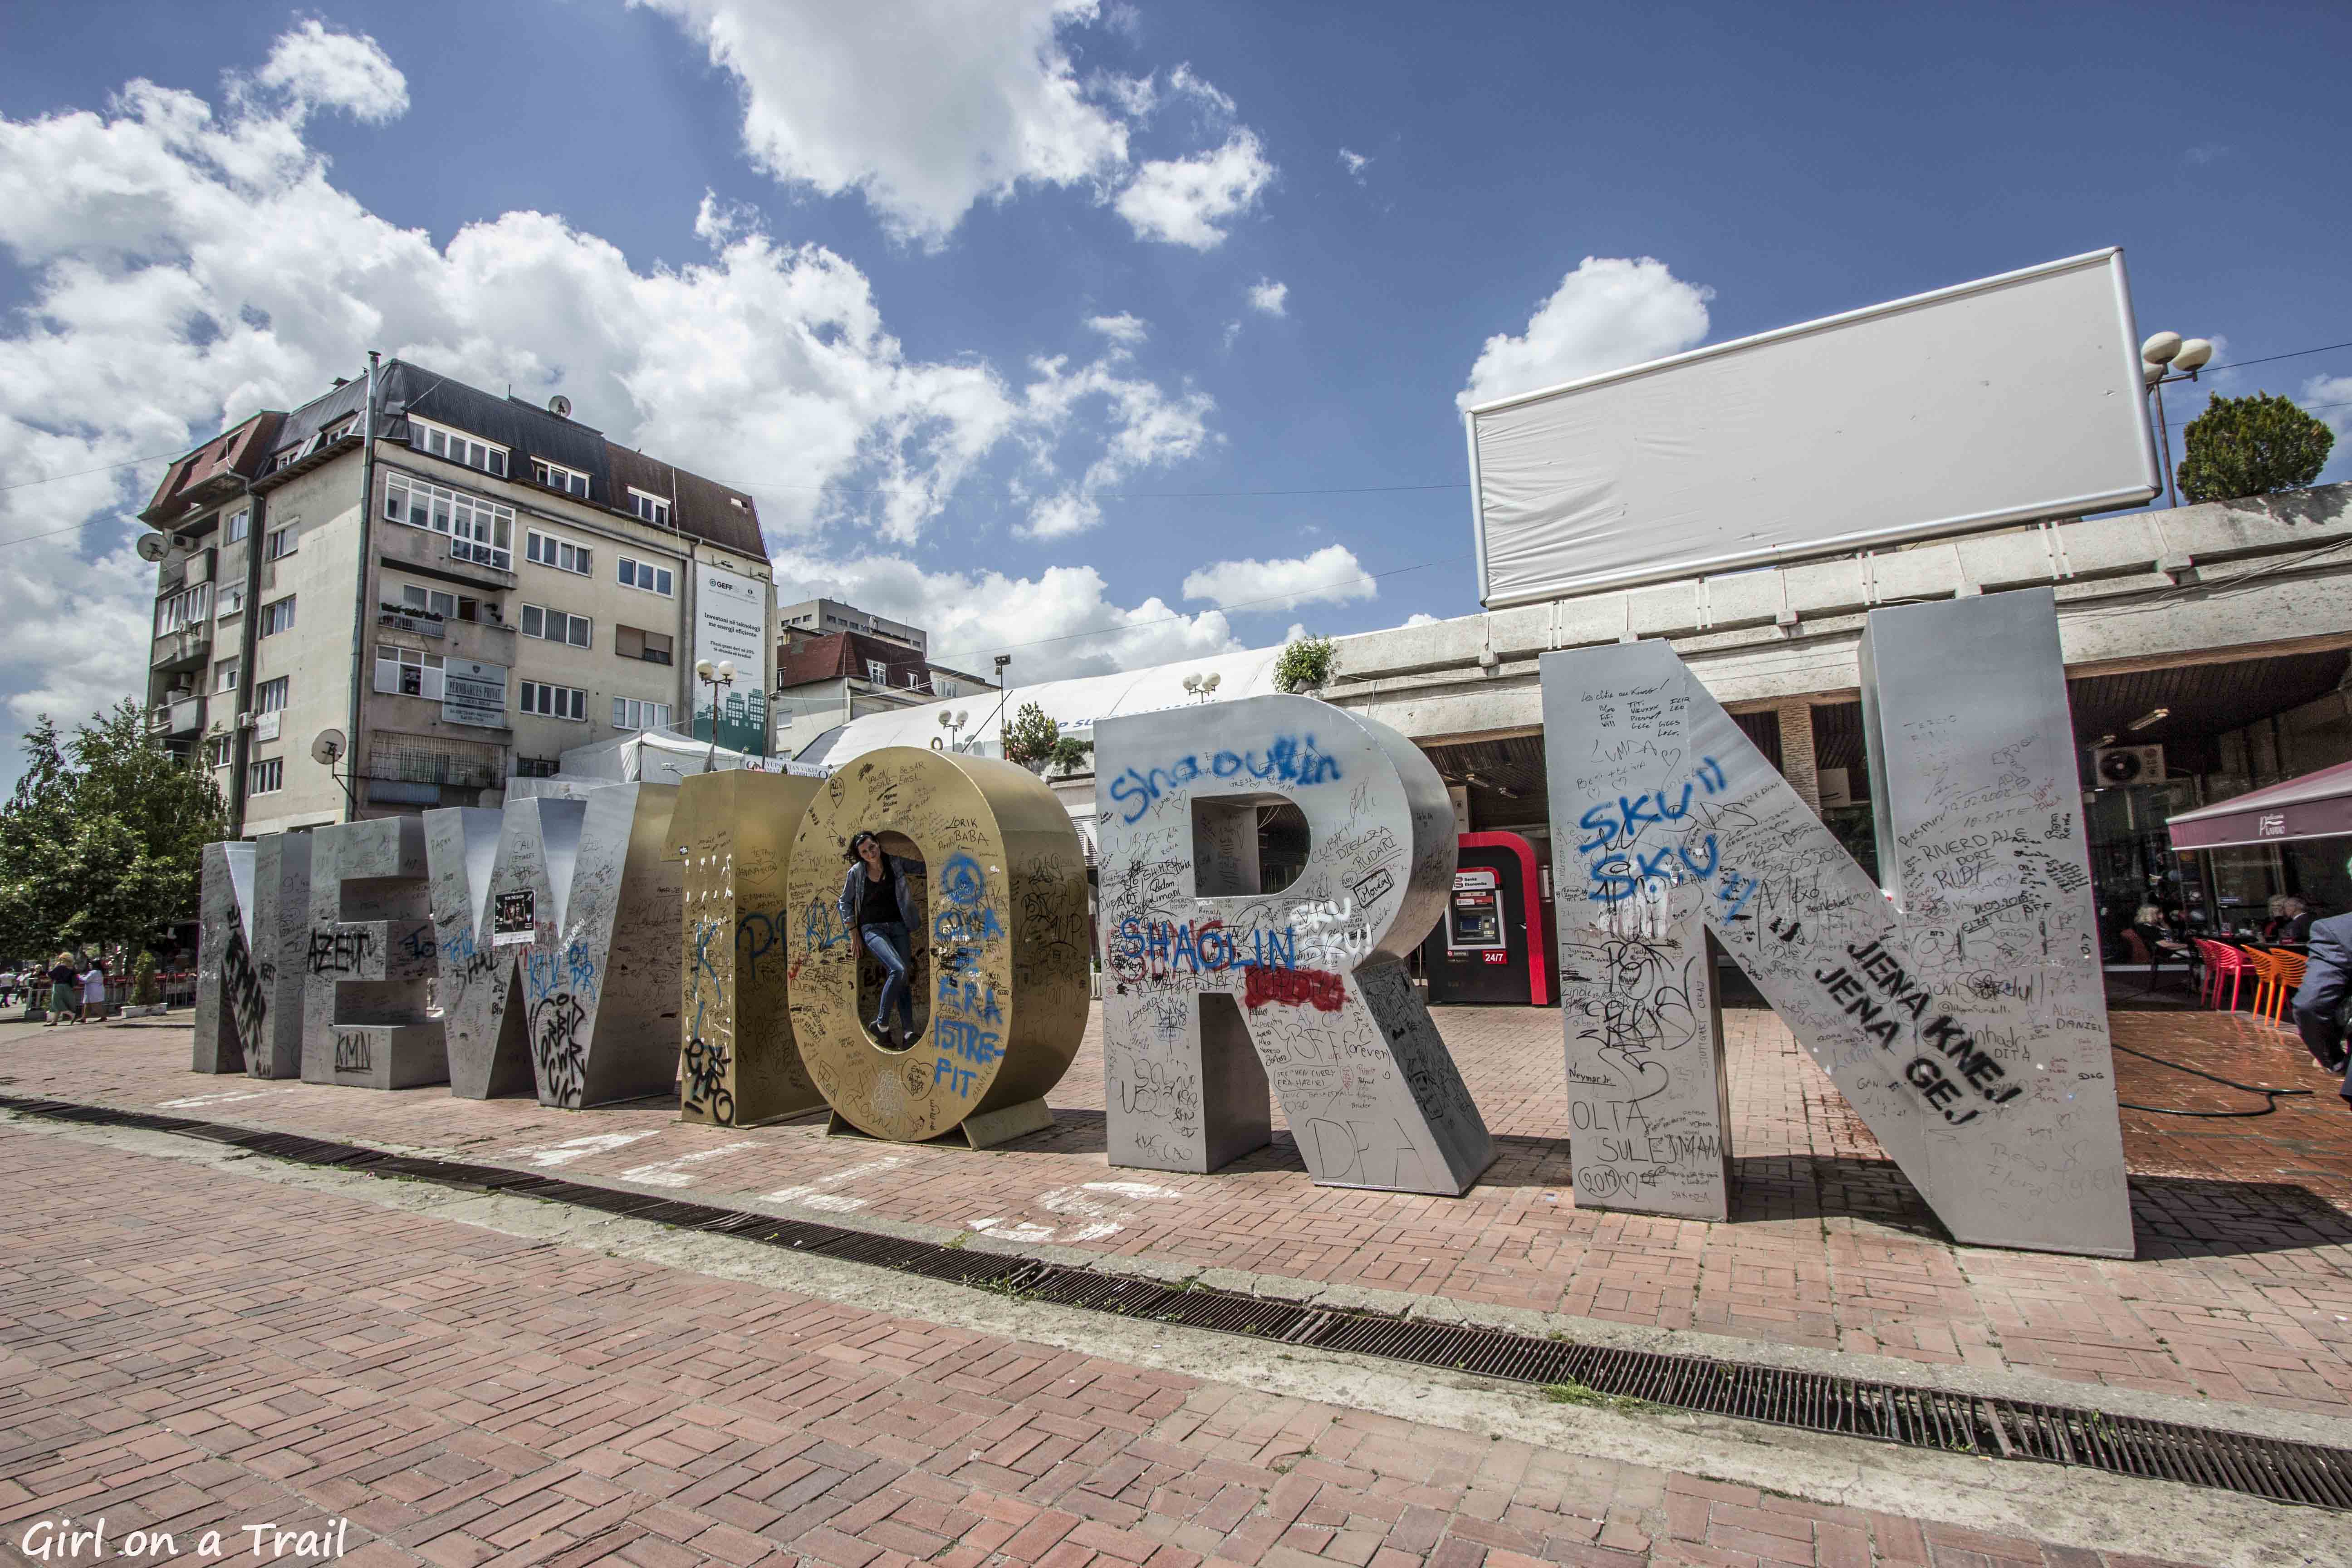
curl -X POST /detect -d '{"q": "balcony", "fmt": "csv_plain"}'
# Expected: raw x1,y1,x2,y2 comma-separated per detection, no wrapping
151,624,211,672
148,696,203,737
377,519,514,592
378,603,448,639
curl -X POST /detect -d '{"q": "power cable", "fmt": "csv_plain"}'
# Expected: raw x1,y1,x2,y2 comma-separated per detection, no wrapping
2110,1041,2314,1118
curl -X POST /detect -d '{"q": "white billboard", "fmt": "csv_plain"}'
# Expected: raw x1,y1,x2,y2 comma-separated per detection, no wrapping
691,561,771,757
1465,249,2161,608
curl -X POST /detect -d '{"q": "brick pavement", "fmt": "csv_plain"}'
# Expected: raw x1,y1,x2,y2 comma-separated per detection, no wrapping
4,1000,2352,1414
0,1125,2212,1568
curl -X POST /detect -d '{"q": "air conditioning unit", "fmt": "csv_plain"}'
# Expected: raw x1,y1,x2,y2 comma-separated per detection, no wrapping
167,531,201,554
1818,767,1854,808
2093,744,2165,786
236,710,254,730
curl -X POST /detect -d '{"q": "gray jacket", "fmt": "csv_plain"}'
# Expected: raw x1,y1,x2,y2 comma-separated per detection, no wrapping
838,853,925,933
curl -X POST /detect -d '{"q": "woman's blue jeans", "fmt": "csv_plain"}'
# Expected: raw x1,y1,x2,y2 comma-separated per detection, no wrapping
861,920,915,1036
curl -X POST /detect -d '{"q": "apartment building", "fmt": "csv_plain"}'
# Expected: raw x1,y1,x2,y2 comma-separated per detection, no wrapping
141,359,774,836
772,616,996,760
778,597,926,654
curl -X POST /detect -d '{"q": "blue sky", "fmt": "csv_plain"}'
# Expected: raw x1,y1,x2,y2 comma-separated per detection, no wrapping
0,0,2346,774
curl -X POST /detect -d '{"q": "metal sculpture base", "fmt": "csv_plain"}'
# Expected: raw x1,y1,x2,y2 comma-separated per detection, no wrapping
823,1097,1053,1150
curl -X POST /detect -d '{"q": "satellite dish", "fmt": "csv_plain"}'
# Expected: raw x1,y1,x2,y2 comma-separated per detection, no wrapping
548,394,573,418
310,728,347,767
136,534,169,563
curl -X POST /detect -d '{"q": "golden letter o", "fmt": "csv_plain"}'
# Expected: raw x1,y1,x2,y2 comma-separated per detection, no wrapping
786,747,1088,1145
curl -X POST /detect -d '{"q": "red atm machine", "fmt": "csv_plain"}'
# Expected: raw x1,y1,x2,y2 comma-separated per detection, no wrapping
1421,832,1558,1005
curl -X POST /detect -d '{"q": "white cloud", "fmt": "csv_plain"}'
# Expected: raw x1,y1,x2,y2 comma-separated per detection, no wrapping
0,32,1220,758
1459,255,1713,410
634,0,1132,248
634,4,1274,254
1113,130,1274,249
1338,147,1369,182
1246,278,1287,317
2182,143,2228,167
251,20,410,123
1015,353,1215,537
1087,312,1148,348
773,549,1239,682
1404,611,1439,626
2303,373,2352,440
1182,544,1374,612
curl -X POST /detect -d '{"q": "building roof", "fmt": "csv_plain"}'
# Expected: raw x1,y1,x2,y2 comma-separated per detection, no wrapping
251,359,768,560
140,411,286,525
777,629,932,691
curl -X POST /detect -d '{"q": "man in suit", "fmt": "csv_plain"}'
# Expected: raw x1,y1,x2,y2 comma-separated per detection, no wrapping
2290,909,2352,1099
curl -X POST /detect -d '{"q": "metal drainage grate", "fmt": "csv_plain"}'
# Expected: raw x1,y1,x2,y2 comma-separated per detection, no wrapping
9,1092,2351,1512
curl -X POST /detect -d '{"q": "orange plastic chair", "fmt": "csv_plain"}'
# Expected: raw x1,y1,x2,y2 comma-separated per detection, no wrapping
2268,949,2308,1024
2239,946,2283,1021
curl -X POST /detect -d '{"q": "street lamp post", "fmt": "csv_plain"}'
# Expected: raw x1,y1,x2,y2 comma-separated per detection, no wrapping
2141,331,2215,508
695,657,736,773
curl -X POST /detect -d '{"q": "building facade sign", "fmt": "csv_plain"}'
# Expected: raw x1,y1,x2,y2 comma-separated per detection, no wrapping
441,657,509,729
693,561,770,757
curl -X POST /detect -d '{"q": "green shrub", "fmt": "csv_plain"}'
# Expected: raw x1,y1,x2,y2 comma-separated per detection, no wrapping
1273,635,1336,694
2177,391,2334,503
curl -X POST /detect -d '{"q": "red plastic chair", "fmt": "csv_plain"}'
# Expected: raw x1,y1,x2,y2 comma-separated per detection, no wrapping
2197,939,2250,1012
2240,946,2285,1022
2269,948,2309,1024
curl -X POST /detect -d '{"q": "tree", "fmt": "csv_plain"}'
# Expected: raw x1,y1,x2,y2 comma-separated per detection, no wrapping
1273,634,1336,694
1001,702,1061,769
0,700,227,959
2177,392,2335,504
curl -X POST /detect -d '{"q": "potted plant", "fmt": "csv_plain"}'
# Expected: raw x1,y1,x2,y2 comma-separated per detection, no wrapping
127,951,163,1016
1273,634,1336,696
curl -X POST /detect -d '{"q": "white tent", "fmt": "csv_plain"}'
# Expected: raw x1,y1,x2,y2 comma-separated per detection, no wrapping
805,642,1285,767
559,729,828,781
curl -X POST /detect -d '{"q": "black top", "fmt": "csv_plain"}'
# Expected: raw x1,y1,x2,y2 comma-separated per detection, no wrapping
48,964,76,987
858,868,897,929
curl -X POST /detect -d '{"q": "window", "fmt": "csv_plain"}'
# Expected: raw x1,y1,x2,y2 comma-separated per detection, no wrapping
612,697,672,731
410,416,508,478
204,735,234,769
514,756,560,779
617,556,673,596
259,596,296,637
525,529,593,576
255,677,289,714
384,474,514,572
866,659,889,683
320,417,358,444
216,659,240,693
628,489,671,527
374,647,446,699
156,583,213,637
519,681,587,720
400,583,458,619
936,677,959,699
264,524,299,560
519,604,591,647
217,583,245,618
614,626,674,665
532,459,590,499
223,509,250,544
248,758,283,795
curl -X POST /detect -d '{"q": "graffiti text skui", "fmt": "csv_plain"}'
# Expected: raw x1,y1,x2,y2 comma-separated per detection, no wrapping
1107,734,1343,824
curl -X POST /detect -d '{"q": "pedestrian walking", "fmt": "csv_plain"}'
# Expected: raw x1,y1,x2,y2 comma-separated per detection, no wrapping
43,953,77,1026
79,958,108,1023
836,829,924,1048
2292,909,2352,1102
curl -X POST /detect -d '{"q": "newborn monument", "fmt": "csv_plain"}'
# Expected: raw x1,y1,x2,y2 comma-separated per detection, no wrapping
1094,694,1492,1194
1543,588,2131,1256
